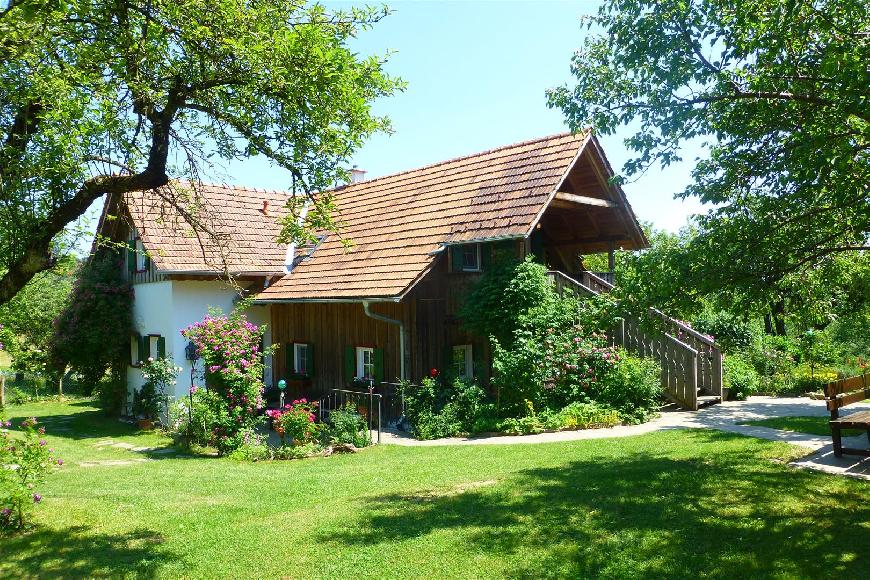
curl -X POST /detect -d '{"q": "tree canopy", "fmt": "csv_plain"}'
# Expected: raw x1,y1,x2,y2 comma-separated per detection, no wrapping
548,0,869,297
0,255,74,375
0,0,402,304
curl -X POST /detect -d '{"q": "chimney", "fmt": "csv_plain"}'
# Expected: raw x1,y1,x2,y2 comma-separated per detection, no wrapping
261,199,269,216
350,166,367,184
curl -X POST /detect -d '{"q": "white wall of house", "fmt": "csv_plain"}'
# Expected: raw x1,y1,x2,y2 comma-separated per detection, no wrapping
127,281,174,399
128,279,273,403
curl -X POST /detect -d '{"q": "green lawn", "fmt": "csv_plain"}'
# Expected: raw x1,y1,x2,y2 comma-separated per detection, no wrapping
740,415,866,438
3,401,870,578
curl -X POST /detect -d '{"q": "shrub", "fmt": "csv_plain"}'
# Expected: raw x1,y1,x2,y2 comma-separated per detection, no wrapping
584,352,661,424
327,405,372,448
0,417,62,532
168,387,224,448
272,442,322,460
95,375,127,417
50,253,134,403
266,399,321,445
403,377,486,440
133,357,179,422
557,401,621,430
724,354,761,400
690,310,758,353
792,365,839,395
181,306,272,455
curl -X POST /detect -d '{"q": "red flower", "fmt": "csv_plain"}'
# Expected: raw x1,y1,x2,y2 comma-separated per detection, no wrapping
429,368,438,378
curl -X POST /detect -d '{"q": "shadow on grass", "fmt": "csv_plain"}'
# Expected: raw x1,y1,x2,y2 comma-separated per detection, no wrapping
2,525,176,577
331,430,870,577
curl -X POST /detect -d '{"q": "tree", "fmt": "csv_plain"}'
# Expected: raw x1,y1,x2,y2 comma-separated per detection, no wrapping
548,0,869,297
50,251,133,398
0,255,75,380
0,0,402,305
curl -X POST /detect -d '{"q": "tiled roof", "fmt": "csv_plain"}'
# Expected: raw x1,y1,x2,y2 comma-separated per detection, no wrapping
258,131,590,300
123,182,290,274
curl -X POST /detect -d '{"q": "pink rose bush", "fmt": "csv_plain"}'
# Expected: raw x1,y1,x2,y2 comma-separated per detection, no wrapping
179,308,273,455
1,417,62,532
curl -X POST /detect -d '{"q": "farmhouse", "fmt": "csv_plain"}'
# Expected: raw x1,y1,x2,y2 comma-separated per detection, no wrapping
97,132,648,404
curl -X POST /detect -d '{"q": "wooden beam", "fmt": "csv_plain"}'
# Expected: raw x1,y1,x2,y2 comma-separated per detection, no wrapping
554,192,619,208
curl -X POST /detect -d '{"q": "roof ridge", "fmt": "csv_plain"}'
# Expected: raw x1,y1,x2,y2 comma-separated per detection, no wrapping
332,130,583,192
173,178,293,199
171,131,584,197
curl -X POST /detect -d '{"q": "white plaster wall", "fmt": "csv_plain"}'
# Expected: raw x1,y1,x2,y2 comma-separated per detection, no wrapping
128,279,274,402
127,281,174,397
170,281,240,399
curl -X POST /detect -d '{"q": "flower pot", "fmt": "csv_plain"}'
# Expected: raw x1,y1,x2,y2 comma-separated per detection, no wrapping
137,418,154,431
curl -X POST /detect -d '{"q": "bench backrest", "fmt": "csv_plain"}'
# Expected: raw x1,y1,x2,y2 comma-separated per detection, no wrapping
823,373,870,411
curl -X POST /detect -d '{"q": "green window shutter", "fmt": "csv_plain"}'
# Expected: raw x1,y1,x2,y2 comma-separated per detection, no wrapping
143,252,151,272
306,343,315,378
157,336,166,359
131,333,141,366
286,342,294,374
139,335,149,362
127,241,136,274
373,348,385,384
344,346,355,382
449,245,463,272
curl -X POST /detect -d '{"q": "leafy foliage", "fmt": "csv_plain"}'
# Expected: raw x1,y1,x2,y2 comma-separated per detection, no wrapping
459,255,557,347
723,354,761,401
402,377,487,440
50,252,133,396
0,0,402,304
326,405,372,448
132,357,178,421
0,256,75,379
181,308,272,454
549,0,869,297
0,416,62,532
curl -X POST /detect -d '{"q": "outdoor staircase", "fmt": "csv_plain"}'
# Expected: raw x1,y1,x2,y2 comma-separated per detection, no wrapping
548,271,725,411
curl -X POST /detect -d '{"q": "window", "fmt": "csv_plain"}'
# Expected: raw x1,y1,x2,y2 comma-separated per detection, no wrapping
356,347,374,380
135,238,147,271
461,243,481,272
452,344,473,379
293,342,309,376
130,334,165,366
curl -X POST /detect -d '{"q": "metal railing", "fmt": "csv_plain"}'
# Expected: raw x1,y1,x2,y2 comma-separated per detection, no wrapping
548,270,724,410
318,388,383,444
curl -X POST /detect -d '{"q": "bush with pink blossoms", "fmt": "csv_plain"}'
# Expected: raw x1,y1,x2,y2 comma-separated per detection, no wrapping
1,416,62,532
266,399,321,445
180,306,274,455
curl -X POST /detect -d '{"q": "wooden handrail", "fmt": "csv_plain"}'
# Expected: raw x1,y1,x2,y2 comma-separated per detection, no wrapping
547,270,723,410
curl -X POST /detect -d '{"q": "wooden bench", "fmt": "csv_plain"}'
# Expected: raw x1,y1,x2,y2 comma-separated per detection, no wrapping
822,373,870,457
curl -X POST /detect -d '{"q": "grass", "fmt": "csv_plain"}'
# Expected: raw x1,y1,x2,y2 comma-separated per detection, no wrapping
740,415,866,438
3,400,870,578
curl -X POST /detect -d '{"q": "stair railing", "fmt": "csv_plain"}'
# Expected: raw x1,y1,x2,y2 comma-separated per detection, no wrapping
548,270,723,410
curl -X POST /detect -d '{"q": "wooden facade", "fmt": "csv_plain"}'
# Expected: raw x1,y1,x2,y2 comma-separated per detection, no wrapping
269,239,527,396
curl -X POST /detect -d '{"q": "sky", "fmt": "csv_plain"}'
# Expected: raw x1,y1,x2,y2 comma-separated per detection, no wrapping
212,0,709,233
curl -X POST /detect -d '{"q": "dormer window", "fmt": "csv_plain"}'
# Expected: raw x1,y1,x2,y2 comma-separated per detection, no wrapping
461,243,481,272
